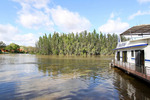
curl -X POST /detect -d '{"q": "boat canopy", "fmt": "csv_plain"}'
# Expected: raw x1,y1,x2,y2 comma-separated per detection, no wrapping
120,24,150,36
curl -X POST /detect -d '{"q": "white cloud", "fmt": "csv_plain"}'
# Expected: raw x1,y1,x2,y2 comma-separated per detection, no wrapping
98,18,129,34
0,24,19,35
50,6,91,33
18,10,53,29
0,24,19,43
0,24,37,46
13,33,38,46
14,0,54,30
13,0,91,33
137,0,150,3
128,10,150,20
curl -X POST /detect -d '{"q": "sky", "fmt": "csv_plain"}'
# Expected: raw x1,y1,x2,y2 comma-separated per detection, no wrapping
0,0,150,46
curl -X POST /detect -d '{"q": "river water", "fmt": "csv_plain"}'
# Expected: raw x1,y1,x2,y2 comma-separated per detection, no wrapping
0,54,150,100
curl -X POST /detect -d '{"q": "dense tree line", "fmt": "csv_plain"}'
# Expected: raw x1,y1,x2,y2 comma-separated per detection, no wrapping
36,30,119,55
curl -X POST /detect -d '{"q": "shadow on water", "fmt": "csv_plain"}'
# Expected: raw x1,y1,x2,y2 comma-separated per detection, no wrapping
0,54,150,100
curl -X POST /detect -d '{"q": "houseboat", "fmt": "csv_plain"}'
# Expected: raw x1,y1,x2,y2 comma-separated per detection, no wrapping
112,24,150,83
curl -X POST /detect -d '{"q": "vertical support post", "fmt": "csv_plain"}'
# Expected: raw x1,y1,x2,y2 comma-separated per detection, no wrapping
130,30,133,40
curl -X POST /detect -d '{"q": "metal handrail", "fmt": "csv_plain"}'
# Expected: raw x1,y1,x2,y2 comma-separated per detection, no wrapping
114,60,149,76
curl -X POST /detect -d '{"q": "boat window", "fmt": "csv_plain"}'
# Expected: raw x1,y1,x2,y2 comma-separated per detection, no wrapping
117,51,120,61
131,50,134,57
123,51,127,62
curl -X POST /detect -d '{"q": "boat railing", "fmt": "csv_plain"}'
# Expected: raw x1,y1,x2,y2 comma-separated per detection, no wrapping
114,60,150,77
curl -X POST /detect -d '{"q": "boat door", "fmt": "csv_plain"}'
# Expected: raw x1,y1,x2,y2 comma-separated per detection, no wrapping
135,50,145,73
117,51,120,61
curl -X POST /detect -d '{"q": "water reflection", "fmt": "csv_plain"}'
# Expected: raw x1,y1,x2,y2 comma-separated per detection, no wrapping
0,54,150,100
113,68,150,100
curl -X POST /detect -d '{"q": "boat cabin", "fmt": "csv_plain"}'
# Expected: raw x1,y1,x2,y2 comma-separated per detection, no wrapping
113,24,150,82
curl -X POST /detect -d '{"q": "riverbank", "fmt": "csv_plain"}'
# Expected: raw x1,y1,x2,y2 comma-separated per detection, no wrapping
0,52,115,57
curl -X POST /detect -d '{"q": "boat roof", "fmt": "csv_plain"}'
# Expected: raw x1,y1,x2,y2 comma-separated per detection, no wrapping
120,24,150,36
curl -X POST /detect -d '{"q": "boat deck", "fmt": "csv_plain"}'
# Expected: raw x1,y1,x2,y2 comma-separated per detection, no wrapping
113,60,150,83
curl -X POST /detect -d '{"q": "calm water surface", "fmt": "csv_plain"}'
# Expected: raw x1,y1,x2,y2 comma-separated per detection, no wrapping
0,54,150,100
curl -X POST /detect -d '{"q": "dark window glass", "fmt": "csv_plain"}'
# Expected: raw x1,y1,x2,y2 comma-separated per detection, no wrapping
117,51,120,61
131,50,134,57
123,51,127,62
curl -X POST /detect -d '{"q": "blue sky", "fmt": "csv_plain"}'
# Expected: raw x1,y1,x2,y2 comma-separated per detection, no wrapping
0,0,150,46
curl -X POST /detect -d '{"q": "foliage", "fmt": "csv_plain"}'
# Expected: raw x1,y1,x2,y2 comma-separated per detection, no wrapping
0,41,36,54
0,41,6,54
0,41,6,49
36,30,118,55
121,35,130,42
26,46,37,54
6,43,20,53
